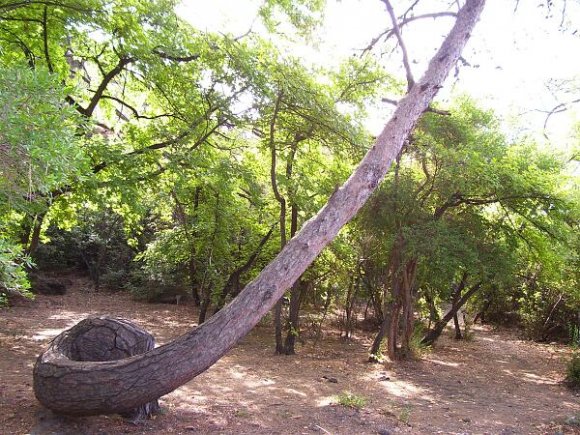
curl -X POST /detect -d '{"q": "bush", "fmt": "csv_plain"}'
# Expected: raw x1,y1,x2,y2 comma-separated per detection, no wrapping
0,238,34,305
99,269,131,292
565,352,580,390
125,268,188,303
35,212,137,290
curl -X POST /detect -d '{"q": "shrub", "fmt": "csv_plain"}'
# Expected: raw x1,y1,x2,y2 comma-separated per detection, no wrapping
0,238,34,305
565,352,580,390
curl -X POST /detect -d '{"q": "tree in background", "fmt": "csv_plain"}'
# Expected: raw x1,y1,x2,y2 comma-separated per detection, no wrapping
0,65,87,302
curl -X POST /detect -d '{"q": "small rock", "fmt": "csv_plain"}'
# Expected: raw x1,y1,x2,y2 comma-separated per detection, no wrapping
322,375,338,383
377,429,392,435
378,376,391,381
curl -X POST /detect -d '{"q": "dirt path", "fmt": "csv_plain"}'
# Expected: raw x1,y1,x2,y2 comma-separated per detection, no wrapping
1,280,578,434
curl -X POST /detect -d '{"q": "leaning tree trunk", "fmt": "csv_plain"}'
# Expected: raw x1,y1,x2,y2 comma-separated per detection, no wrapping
33,1,486,416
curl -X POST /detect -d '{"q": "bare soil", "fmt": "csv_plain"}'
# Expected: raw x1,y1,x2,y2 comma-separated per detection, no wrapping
1,275,579,434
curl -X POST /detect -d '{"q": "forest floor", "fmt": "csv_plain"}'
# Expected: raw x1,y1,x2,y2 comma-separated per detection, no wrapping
1,274,579,435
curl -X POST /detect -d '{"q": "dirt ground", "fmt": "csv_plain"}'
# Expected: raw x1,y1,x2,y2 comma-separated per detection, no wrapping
1,276,579,435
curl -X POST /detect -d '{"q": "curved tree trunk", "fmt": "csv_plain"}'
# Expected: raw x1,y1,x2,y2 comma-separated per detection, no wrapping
37,316,160,420
33,1,486,416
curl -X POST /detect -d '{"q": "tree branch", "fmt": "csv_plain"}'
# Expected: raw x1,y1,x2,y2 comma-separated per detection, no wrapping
0,1,95,13
0,33,35,67
541,98,580,139
383,0,415,90
433,192,555,220
152,48,199,63
83,56,134,117
361,10,457,54
42,5,53,72
98,95,174,121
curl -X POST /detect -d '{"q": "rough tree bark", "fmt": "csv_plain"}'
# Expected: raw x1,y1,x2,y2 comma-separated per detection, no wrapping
37,316,160,420
33,0,486,416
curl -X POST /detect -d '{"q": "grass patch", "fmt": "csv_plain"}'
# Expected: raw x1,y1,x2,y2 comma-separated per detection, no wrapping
398,404,412,425
336,391,367,410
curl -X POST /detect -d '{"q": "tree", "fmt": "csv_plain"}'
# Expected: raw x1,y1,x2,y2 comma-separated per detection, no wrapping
357,99,573,358
0,64,86,302
33,0,487,416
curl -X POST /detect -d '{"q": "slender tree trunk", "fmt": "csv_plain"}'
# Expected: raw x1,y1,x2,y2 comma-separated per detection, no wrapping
385,233,405,360
343,269,360,339
34,2,486,415
400,260,417,357
268,92,288,354
369,316,389,362
453,312,462,339
425,290,440,331
421,278,482,347
189,258,200,306
283,281,302,354
198,297,210,324
197,192,220,324
284,204,301,354
213,226,274,314
24,213,45,257
451,274,464,339
386,298,401,360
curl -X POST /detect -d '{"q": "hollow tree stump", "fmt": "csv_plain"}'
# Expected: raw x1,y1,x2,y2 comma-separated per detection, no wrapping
33,316,160,421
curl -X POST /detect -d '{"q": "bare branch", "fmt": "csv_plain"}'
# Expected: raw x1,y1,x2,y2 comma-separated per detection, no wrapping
42,5,53,72
152,48,199,63
83,56,134,117
541,98,580,139
361,10,456,54
98,94,175,121
383,0,415,90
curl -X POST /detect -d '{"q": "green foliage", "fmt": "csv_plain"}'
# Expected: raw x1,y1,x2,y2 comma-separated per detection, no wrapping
259,0,325,36
0,0,576,362
35,210,136,290
0,64,87,301
566,352,580,390
335,391,367,410
0,65,87,214
0,239,34,305
353,97,577,345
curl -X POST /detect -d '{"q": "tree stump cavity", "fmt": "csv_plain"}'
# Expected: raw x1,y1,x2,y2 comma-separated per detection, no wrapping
34,316,160,421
